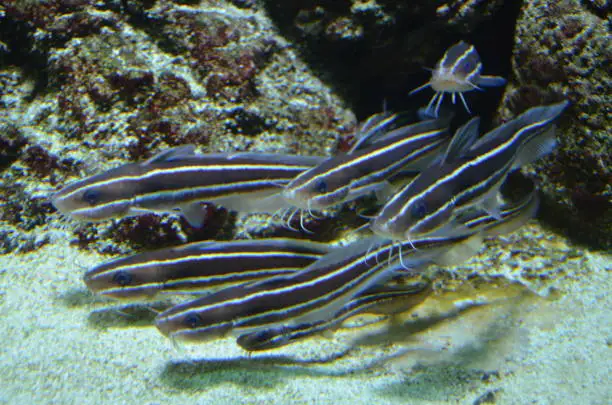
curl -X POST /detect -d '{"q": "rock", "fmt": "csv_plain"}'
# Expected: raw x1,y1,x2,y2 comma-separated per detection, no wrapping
0,0,354,253
261,0,510,116
498,0,611,249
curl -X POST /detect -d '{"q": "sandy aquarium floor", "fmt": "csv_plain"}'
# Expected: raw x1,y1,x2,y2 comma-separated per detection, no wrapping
0,226,610,405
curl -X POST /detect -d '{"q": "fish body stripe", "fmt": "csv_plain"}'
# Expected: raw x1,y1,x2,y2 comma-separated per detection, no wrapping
237,284,427,351
386,118,553,225
98,268,299,297
69,178,290,217
90,251,322,280
286,125,449,207
61,162,311,202
158,235,465,338
290,129,445,196
346,136,447,191
438,42,481,83
85,239,329,297
299,128,446,185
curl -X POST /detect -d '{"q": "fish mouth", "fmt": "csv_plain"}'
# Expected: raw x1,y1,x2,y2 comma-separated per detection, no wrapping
50,192,69,214
281,188,310,210
154,316,173,337
370,219,394,239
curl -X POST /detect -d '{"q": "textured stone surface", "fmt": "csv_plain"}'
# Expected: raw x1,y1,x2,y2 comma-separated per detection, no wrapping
498,0,611,249
0,0,609,254
0,0,354,253
262,0,510,116
0,4,610,402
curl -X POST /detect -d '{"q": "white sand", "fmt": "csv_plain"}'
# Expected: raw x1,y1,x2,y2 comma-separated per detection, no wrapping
0,228,610,405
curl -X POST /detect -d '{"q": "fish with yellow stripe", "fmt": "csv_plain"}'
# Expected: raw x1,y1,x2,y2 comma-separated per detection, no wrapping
282,115,452,215
154,180,538,344
234,183,539,351
236,282,432,352
410,41,507,118
52,146,325,227
84,238,332,300
371,101,568,241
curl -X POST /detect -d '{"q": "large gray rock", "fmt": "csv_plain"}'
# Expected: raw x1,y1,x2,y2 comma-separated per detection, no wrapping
498,0,611,249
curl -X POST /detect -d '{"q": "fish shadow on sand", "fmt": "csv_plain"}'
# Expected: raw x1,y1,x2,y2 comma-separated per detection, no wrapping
159,349,367,391
159,293,533,397
56,287,173,329
56,287,97,308
86,302,171,329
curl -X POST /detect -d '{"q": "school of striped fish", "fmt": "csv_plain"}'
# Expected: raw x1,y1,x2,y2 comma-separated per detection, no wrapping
52,42,569,353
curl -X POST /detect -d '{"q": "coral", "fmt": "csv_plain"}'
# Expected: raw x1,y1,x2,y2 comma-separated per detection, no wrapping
498,0,611,249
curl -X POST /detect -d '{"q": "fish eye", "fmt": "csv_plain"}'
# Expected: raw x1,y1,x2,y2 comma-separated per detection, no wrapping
314,181,327,194
183,313,203,329
411,200,428,219
82,189,101,206
112,271,132,286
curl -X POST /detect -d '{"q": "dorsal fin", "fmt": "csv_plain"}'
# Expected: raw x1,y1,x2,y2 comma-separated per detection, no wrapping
469,101,569,153
143,145,196,165
349,113,397,153
442,117,480,164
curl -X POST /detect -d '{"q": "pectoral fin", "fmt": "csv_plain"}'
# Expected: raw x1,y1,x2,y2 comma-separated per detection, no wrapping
477,75,506,88
512,125,557,170
180,203,208,228
480,192,503,220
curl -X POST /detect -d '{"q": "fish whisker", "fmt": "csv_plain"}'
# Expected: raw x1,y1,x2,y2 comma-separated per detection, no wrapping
300,210,315,234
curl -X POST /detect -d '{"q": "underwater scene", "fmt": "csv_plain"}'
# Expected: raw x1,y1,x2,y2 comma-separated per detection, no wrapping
0,1,610,404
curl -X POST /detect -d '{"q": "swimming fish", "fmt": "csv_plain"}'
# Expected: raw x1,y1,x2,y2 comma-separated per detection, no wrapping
282,117,451,213
154,232,473,343
83,238,331,300
52,145,325,227
410,41,506,118
155,172,537,343
236,282,431,351
370,101,567,241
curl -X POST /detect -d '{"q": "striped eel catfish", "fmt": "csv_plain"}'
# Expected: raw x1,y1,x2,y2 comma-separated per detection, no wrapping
235,185,538,351
83,238,331,300
409,41,506,118
154,181,538,344
236,282,431,351
154,230,486,343
371,101,568,241
282,117,451,212
51,145,325,227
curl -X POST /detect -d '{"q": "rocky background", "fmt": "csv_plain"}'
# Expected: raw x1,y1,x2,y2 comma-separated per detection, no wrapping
0,0,610,254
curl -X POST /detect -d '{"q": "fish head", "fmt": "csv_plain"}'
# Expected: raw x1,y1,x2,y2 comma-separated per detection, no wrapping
83,260,163,301
236,328,290,351
282,163,351,211
51,164,142,222
431,41,482,93
154,285,250,342
154,304,234,343
372,172,457,240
